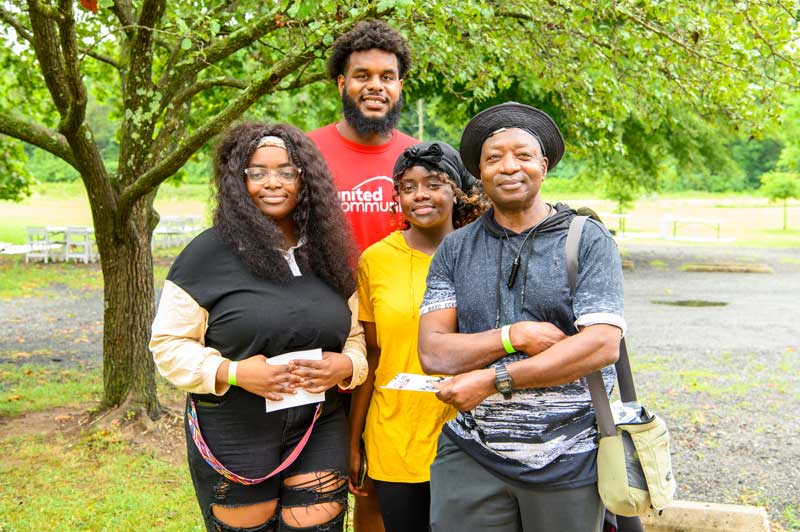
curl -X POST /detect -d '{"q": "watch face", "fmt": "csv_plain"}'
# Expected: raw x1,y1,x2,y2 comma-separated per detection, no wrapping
497,379,512,393
494,365,513,397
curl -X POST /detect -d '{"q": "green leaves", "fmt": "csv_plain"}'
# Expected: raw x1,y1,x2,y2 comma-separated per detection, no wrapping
761,171,800,202
0,137,31,202
0,0,797,201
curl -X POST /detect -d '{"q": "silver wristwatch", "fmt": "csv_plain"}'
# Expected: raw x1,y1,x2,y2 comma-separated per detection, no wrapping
494,364,513,399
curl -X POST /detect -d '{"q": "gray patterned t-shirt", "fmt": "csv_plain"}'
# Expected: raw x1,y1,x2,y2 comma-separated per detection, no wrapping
421,205,625,488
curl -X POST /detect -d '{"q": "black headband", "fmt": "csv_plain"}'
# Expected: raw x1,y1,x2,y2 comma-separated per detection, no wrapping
393,141,477,191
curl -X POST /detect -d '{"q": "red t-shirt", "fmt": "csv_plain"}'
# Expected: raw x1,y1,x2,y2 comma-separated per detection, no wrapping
308,123,417,251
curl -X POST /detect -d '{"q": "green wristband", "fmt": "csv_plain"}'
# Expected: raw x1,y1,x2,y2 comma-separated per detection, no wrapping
500,325,516,354
227,361,238,387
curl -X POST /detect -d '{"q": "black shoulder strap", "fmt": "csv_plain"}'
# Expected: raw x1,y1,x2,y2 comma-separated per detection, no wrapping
566,215,637,437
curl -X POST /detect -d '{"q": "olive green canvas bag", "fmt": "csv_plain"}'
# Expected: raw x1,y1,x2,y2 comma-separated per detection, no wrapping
567,214,677,517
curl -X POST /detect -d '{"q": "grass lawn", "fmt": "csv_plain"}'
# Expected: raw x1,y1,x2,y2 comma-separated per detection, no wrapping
0,360,203,531
0,432,202,531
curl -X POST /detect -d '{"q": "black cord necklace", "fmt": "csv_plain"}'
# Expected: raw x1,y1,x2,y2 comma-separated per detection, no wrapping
501,204,553,288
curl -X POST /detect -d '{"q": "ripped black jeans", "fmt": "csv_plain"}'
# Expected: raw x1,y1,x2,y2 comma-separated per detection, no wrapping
185,387,349,532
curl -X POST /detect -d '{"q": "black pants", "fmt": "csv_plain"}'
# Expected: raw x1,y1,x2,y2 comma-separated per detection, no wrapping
372,479,430,532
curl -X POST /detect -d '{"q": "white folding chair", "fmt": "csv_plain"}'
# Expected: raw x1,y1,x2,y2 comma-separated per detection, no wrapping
25,226,50,263
65,227,95,263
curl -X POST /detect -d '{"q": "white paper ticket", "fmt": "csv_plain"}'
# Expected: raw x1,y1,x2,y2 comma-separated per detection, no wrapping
382,372,451,393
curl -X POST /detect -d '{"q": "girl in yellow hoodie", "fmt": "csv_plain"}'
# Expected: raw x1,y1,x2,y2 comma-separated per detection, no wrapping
349,142,487,532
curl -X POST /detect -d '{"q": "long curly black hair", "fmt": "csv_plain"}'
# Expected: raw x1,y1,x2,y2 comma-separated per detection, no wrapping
327,20,412,79
213,122,357,297
392,171,490,230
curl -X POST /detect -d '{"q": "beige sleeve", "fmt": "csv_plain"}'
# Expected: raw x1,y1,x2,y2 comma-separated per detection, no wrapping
149,280,230,395
338,292,368,390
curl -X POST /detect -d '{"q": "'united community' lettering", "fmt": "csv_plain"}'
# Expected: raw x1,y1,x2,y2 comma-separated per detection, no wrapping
338,188,394,213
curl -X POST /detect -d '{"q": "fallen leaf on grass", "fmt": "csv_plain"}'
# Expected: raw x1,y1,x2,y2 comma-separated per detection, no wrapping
7,394,23,402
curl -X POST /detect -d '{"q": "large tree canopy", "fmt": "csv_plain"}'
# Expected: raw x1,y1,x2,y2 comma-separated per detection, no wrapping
0,0,798,417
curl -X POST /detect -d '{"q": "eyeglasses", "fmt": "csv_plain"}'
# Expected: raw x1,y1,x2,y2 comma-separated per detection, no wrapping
244,167,302,184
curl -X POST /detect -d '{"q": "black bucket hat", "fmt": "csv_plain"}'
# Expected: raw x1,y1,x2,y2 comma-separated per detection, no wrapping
393,141,477,192
459,102,565,177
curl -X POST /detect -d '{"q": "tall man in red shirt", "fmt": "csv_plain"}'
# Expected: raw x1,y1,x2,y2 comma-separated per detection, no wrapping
308,20,417,252
307,20,417,532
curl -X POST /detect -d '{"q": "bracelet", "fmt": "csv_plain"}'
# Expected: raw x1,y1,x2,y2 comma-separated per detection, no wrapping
500,325,516,354
227,361,238,387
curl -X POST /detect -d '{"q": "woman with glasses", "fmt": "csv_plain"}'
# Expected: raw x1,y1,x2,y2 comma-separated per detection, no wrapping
150,122,367,532
348,142,488,531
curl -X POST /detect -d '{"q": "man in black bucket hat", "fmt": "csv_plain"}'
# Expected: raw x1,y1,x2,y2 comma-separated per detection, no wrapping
418,102,626,532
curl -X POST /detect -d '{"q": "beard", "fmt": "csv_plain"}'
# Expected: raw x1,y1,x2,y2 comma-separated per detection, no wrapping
341,91,403,138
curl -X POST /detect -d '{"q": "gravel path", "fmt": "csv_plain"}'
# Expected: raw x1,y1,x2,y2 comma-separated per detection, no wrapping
0,287,103,367
1,243,799,528
620,243,800,528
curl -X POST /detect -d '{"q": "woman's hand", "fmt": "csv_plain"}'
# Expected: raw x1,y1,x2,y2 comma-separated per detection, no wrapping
434,368,495,411
235,355,303,401
348,441,369,496
289,352,353,393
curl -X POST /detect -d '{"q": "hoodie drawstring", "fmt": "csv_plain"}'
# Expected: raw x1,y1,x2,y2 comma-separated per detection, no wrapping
494,232,536,328
494,242,504,329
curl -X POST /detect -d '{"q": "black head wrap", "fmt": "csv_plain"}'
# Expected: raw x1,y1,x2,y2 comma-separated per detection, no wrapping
459,102,565,178
393,141,477,191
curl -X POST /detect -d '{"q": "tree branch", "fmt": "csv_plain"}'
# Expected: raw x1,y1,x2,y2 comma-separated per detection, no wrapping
744,4,800,72
0,6,32,41
111,0,135,35
56,0,87,135
613,6,798,88
29,0,60,19
613,8,750,74
157,11,283,108
496,7,617,52
208,0,242,19
115,0,165,181
275,70,327,92
0,112,77,168
765,0,800,23
172,77,248,107
26,0,70,114
118,47,319,223
82,49,121,70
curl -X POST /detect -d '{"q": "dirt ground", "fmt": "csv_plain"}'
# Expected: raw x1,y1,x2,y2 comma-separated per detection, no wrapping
1,242,799,529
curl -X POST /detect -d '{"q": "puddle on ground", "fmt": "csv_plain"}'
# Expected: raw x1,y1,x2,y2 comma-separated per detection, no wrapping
650,300,729,307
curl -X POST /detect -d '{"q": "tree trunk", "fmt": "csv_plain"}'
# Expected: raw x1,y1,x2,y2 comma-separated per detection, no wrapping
783,198,788,231
97,199,161,418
